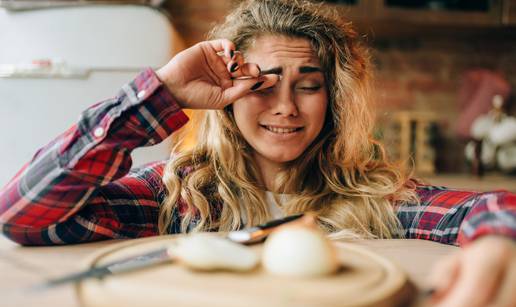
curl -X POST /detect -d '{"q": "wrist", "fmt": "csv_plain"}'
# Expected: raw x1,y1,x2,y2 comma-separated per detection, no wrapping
155,67,187,109
155,66,171,85
471,236,516,256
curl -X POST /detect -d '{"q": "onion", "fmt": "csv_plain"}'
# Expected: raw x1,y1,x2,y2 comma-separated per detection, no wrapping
262,222,339,277
171,234,259,271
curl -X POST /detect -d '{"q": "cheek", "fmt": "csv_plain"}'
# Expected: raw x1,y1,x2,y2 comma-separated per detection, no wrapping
301,93,328,132
233,97,263,132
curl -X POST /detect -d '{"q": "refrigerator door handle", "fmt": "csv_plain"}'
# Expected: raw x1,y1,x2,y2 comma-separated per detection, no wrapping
0,60,146,79
0,1,165,11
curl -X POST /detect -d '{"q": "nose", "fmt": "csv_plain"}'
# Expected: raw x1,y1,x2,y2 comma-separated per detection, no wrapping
270,82,299,117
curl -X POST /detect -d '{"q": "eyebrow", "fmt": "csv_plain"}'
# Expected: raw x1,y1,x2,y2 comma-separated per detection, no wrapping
260,66,322,75
299,66,322,74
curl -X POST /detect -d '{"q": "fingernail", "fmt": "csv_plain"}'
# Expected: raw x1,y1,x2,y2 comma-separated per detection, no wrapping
230,62,239,72
251,81,264,91
230,50,234,59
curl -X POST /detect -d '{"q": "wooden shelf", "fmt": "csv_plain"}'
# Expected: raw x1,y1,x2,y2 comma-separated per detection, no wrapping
374,8,500,26
326,0,514,27
502,0,516,25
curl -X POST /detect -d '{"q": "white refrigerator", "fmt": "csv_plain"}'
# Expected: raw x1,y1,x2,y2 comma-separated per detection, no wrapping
0,3,185,186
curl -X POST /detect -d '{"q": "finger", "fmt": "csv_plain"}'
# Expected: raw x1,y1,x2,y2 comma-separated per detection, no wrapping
227,60,240,74
230,51,245,74
436,249,506,307
230,63,261,79
221,74,280,105
428,252,461,303
207,39,236,60
491,256,516,307
226,51,244,75
217,50,242,65
199,41,235,89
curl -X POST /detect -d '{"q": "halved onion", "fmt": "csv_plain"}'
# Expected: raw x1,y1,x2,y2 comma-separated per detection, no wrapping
171,234,259,271
262,222,339,277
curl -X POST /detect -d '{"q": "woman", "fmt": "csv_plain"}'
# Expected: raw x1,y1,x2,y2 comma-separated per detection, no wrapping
0,0,514,306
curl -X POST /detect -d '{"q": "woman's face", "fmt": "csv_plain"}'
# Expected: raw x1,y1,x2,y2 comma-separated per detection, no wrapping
233,35,328,168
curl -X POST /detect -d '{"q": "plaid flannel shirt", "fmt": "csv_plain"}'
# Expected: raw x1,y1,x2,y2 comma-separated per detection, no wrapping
1,69,515,246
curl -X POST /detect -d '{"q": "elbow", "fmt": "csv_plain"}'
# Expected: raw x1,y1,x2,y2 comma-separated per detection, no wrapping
1,224,59,246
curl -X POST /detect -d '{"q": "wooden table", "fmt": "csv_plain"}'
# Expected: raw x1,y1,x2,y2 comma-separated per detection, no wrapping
0,235,458,307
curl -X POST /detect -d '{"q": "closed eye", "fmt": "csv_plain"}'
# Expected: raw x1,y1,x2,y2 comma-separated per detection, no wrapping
298,86,321,92
255,86,275,96
254,85,322,95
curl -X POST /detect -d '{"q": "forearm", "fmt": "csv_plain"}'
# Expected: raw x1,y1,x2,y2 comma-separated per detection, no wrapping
397,186,516,246
0,69,188,243
457,190,516,244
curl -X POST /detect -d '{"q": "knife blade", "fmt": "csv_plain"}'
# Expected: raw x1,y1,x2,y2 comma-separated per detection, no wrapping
31,213,304,290
227,213,304,243
30,246,173,291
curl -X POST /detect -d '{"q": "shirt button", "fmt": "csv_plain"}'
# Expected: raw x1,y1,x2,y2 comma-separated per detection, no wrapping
137,90,146,99
93,127,105,138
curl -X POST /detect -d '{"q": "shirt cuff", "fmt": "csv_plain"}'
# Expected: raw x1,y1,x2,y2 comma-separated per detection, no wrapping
117,67,190,144
59,68,189,167
458,191,516,245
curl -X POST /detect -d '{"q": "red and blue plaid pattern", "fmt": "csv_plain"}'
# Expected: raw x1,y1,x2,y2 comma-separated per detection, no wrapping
0,69,514,246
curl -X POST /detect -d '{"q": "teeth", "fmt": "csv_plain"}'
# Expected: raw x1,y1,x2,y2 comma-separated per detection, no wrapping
265,126,299,134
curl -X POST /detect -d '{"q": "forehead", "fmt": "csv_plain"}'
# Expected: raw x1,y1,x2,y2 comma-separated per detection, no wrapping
245,35,320,68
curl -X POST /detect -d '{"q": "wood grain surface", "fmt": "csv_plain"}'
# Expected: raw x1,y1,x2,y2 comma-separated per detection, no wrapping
77,235,415,307
0,235,458,307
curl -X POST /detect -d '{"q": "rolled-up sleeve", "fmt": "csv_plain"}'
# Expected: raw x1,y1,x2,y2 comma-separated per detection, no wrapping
0,68,189,245
397,185,516,246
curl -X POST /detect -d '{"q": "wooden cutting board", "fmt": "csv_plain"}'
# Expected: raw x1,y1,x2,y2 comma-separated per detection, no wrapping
76,235,415,307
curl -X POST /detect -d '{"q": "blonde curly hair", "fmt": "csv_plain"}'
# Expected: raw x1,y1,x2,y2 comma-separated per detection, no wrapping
159,0,417,239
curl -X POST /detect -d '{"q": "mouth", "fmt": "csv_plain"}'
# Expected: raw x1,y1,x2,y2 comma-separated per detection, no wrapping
260,125,304,134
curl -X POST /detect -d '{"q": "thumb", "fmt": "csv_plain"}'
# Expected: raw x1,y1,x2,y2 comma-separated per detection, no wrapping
433,241,507,307
428,252,461,304
221,74,280,104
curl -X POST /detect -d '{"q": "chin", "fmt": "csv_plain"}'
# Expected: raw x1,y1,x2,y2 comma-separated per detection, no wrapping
263,150,305,164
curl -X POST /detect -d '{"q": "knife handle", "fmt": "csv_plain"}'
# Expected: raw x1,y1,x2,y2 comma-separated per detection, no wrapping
256,213,304,230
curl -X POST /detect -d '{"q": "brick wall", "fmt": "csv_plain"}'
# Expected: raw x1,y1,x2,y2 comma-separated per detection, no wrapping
372,33,516,171
163,1,516,172
163,0,235,46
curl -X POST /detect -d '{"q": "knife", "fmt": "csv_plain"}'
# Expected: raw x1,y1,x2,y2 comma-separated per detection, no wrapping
30,247,173,291
227,213,304,243
31,213,304,290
